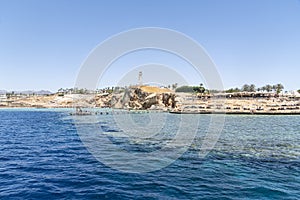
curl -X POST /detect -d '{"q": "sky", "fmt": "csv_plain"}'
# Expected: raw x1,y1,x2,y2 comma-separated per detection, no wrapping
0,0,300,92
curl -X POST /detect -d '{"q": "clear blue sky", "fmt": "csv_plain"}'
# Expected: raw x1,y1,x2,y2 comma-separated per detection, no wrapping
0,0,300,92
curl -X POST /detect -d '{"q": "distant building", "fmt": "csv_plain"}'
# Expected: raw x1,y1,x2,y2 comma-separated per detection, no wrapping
0,94,7,100
0,95,7,106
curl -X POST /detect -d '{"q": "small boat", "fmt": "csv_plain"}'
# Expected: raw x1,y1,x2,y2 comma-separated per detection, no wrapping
70,107,92,115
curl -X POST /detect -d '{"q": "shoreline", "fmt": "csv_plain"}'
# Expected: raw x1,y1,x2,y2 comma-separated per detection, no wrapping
170,110,300,115
1,87,300,115
1,107,300,115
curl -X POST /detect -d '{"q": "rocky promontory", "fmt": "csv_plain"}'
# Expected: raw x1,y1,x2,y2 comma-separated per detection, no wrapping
0,86,176,111
111,86,175,110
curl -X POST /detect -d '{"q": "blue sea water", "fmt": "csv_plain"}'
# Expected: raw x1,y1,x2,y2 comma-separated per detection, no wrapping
0,109,299,199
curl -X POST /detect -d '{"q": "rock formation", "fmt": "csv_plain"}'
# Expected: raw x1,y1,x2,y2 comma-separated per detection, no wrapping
110,86,176,110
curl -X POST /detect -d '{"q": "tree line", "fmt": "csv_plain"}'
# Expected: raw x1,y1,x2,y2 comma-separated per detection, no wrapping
226,83,284,94
175,83,288,94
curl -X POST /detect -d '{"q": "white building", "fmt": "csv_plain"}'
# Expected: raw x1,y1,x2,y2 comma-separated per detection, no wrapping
0,94,7,100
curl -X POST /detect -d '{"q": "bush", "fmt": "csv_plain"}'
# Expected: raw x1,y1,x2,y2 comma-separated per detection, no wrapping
175,86,195,93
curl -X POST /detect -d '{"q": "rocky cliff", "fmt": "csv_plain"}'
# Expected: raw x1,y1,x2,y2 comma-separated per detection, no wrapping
110,86,176,110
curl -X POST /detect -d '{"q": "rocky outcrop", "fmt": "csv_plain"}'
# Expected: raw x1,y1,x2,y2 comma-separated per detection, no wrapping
109,87,176,110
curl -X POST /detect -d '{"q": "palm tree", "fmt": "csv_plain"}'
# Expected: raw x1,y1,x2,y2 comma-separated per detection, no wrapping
171,83,178,90
274,83,284,94
242,84,250,92
249,84,256,92
265,84,273,92
257,87,261,92
199,83,205,93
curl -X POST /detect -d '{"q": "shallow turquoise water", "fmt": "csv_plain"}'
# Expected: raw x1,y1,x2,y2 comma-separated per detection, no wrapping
0,109,299,199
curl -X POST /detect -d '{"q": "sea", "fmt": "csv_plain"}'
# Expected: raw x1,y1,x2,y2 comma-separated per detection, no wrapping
0,108,299,199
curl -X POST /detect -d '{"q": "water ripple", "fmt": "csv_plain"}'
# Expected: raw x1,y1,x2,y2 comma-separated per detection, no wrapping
0,110,299,199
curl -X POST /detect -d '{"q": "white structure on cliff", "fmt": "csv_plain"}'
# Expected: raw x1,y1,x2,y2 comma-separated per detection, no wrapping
138,71,143,86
